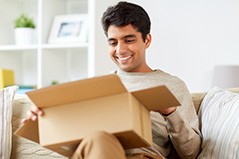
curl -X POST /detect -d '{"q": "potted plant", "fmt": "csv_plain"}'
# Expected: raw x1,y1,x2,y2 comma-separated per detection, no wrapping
14,14,36,45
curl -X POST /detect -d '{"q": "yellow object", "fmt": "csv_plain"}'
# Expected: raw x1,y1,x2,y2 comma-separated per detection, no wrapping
0,68,15,89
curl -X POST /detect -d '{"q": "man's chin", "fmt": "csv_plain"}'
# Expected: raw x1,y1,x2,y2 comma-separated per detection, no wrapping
118,66,134,72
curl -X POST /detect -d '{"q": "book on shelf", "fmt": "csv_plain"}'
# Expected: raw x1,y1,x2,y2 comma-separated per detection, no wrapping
0,68,15,89
17,85,36,94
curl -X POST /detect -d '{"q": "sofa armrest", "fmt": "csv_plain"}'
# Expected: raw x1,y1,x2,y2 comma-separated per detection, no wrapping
191,92,206,114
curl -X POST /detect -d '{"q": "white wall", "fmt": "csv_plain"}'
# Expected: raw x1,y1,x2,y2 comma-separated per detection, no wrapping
121,0,239,92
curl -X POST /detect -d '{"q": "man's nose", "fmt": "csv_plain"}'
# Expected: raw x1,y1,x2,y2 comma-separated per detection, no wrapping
116,42,127,54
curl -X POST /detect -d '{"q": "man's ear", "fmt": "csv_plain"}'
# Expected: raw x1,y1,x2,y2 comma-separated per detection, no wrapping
145,33,152,48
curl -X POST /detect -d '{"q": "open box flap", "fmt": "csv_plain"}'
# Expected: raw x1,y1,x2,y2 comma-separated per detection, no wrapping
14,120,39,143
26,74,127,108
131,85,181,111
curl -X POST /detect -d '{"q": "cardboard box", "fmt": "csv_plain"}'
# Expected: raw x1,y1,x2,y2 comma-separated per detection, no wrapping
15,74,180,157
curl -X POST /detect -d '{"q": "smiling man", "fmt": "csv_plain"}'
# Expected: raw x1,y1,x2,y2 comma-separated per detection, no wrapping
74,1,201,159
102,1,201,159
26,1,201,159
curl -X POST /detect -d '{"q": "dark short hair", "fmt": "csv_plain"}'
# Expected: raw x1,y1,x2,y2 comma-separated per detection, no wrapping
101,1,151,42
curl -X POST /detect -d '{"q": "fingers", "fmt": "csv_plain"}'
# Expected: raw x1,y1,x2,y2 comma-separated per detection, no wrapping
21,106,44,124
27,110,38,121
159,107,177,116
31,106,44,116
21,118,29,124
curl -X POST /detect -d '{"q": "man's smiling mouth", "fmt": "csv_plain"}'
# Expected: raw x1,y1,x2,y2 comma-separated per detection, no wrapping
116,55,133,64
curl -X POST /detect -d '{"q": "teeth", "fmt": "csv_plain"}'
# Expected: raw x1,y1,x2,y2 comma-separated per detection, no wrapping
118,56,131,60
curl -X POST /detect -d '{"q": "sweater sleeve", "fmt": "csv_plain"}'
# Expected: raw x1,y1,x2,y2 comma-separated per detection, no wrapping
164,81,201,159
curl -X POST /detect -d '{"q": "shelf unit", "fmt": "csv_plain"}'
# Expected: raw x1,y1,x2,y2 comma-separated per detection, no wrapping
0,0,117,88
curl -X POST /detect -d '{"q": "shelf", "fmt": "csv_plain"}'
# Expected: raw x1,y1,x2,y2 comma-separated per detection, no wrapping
42,43,89,49
0,45,38,51
0,43,89,51
0,0,114,88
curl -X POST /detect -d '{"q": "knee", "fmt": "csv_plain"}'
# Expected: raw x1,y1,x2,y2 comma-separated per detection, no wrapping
83,131,115,143
73,131,125,159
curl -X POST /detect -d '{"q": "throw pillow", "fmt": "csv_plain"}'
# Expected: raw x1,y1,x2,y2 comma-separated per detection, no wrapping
0,86,18,159
198,87,239,159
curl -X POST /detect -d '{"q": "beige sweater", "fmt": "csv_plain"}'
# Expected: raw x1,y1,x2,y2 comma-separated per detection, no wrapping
116,69,201,159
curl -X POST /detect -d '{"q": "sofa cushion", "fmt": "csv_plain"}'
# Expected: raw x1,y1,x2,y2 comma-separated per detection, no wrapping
0,85,18,159
191,92,206,113
198,87,239,158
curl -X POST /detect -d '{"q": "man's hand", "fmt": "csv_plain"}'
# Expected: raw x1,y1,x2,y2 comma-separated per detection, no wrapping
22,105,44,124
159,107,176,116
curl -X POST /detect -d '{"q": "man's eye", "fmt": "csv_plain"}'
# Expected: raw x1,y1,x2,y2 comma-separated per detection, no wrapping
108,41,117,46
126,39,135,43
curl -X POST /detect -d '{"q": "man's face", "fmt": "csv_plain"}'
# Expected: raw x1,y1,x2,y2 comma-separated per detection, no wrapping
107,24,151,72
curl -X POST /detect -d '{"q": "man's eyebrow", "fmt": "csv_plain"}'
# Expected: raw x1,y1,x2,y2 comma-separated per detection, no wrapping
108,34,136,41
107,38,115,42
123,34,136,39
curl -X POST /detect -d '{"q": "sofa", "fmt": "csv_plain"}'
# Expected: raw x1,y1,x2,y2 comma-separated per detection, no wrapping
8,87,239,158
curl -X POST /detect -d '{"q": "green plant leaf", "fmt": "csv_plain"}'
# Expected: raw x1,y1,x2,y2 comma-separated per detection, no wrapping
14,14,36,28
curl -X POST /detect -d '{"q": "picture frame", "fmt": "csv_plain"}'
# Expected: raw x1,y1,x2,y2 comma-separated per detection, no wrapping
48,14,88,44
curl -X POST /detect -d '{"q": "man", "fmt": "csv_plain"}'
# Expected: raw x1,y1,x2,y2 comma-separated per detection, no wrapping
25,2,201,159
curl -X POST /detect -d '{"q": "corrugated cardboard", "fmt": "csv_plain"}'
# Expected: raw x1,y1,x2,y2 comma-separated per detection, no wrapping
15,74,180,157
